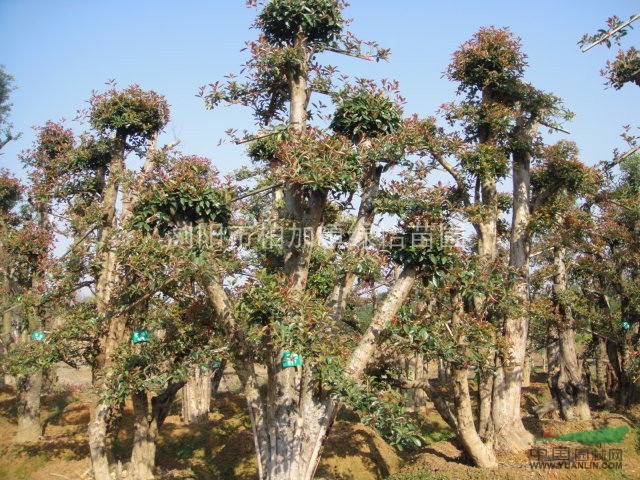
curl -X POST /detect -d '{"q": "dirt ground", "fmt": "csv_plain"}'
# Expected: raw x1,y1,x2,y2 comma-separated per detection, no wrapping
0,366,638,479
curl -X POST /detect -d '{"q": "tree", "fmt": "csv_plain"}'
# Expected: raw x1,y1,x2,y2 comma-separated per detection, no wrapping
199,2,446,477
529,140,599,420
437,27,571,453
579,11,640,406
0,122,77,442
0,66,20,151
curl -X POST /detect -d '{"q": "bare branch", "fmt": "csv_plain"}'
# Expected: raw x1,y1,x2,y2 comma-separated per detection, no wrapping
231,182,283,203
581,14,640,52
434,154,471,207
540,121,570,135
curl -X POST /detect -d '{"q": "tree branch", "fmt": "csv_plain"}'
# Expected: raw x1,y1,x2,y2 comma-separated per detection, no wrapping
581,14,640,52
393,377,458,430
434,154,471,207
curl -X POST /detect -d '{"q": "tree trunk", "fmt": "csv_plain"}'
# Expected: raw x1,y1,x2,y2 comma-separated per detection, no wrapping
130,392,157,480
88,132,139,480
487,145,535,453
14,371,43,443
552,245,591,421
452,367,498,468
522,352,532,387
181,365,212,424
477,368,494,439
412,354,428,408
553,325,591,421
211,360,226,395
130,381,183,480
594,336,612,407
88,399,112,480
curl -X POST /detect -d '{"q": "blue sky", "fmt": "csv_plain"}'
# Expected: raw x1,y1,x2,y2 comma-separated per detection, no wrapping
0,0,638,178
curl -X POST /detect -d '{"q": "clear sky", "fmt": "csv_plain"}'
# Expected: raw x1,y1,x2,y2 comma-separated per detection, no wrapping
0,1,638,179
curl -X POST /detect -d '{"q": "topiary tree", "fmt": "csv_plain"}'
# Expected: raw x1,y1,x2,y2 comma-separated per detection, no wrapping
200,2,448,478
437,26,572,454
529,140,600,421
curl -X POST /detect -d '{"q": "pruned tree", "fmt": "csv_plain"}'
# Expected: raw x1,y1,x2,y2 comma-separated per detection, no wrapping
529,140,600,420
197,2,448,478
436,26,572,453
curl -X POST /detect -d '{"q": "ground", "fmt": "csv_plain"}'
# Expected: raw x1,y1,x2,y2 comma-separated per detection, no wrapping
0,367,638,479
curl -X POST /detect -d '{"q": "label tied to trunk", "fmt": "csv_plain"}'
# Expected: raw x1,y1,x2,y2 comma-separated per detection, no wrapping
132,329,149,344
212,360,221,369
282,351,302,368
31,331,46,341
621,321,630,331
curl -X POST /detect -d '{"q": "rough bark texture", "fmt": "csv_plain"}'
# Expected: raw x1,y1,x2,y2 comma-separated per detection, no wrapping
551,246,591,421
130,392,156,480
595,335,613,407
129,382,183,480
487,146,534,453
452,367,498,468
450,292,498,468
181,365,212,424
522,352,532,388
14,370,43,443
89,133,128,480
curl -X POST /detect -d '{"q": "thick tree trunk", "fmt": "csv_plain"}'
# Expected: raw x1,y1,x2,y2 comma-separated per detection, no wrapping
130,392,157,480
477,368,494,439
594,336,612,406
181,365,212,424
88,400,112,480
452,367,498,468
130,382,183,480
412,354,428,408
552,245,591,421
487,146,534,453
14,371,43,443
554,326,591,421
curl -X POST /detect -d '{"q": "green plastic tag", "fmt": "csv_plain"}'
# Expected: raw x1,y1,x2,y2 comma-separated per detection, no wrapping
32,331,46,341
282,351,302,368
132,329,149,344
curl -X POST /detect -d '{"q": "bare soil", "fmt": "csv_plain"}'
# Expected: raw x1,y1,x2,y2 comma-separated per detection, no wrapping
0,367,638,479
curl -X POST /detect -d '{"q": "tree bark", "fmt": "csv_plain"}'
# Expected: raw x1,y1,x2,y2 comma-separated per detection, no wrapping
130,391,156,480
129,381,183,480
452,367,498,468
488,146,534,453
551,245,591,421
89,132,128,480
181,364,212,424
14,370,43,443
594,335,612,407
522,352,532,387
